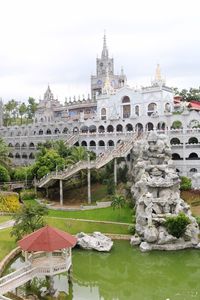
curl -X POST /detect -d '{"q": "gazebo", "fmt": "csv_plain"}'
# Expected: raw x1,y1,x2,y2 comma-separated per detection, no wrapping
18,225,77,277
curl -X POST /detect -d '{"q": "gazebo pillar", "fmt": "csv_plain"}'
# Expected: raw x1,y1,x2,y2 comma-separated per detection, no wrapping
60,179,63,206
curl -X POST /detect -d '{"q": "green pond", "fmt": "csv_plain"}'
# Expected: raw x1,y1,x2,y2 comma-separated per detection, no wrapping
7,240,200,300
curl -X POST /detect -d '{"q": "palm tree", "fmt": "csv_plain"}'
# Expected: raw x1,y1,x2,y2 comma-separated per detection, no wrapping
111,194,125,218
65,146,88,165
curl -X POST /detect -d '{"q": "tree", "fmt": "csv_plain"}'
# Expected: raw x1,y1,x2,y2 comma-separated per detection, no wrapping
173,87,200,101
180,176,192,191
65,146,88,165
0,165,10,182
27,97,38,119
0,138,10,168
10,204,48,241
18,102,27,125
111,194,125,216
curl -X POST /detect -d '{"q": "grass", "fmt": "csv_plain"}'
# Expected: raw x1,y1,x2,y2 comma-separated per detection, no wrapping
0,216,12,224
0,228,16,261
23,198,133,223
48,206,133,223
46,217,130,235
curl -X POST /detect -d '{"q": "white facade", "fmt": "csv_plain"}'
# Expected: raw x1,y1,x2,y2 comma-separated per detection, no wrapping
0,35,200,181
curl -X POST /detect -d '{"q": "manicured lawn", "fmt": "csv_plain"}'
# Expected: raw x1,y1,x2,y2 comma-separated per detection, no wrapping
0,229,16,261
23,199,133,223
0,216,12,224
46,217,130,235
48,206,133,223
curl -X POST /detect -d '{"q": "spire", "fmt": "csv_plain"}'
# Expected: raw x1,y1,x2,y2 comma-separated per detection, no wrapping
101,31,108,58
151,64,165,87
155,64,162,81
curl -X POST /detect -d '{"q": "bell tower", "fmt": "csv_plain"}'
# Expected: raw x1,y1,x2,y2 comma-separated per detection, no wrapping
91,34,127,99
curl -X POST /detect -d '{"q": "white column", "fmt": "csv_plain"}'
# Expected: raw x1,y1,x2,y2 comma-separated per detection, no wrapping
60,179,63,206
114,158,117,185
87,153,91,204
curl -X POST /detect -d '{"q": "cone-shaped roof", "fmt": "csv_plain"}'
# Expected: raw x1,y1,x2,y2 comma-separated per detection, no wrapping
18,225,77,252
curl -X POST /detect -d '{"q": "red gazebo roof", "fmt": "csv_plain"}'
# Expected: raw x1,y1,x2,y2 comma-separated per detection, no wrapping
18,225,77,252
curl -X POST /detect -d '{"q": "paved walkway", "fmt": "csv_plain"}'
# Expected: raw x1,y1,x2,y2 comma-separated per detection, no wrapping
0,220,15,230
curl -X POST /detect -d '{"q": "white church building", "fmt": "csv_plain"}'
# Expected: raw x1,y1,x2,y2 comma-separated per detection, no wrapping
0,34,200,182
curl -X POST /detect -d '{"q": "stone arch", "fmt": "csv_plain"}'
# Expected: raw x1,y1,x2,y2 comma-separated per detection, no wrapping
46,129,52,135
165,103,171,113
135,123,143,132
39,129,43,135
80,126,88,133
74,141,80,146
172,153,181,160
157,122,166,130
8,143,13,147
101,108,107,120
98,140,105,146
55,128,60,134
189,119,199,128
147,103,157,116
21,142,27,148
188,137,198,144
108,140,114,147
22,153,28,159
146,122,154,131
126,123,133,132
90,140,96,147
29,153,35,159
98,125,105,133
29,142,35,149
15,153,20,159
135,105,139,116
122,96,131,118
89,125,96,133
73,127,79,133
107,125,114,133
116,124,123,132
170,138,180,145
81,141,87,147
15,143,20,148
190,168,197,173
8,153,13,158
187,152,199,160
63,127,68,134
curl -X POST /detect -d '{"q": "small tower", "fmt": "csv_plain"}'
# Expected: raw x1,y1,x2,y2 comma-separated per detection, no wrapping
151,64,166,87
91,33,127,99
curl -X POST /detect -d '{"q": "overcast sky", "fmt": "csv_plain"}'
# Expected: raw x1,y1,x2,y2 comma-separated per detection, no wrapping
0,0,199,103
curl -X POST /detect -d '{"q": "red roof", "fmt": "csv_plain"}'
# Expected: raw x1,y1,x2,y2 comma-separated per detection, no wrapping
18,225,77,252
188,101,200,110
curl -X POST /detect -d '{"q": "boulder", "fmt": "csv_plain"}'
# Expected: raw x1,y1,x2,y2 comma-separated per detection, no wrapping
144,226,158,243
76,232,113,252
130,234,141,246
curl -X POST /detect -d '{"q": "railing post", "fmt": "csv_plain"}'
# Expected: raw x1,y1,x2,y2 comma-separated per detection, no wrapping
60,179,63,206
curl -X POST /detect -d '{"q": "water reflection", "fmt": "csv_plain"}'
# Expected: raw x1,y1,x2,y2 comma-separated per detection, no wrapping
7,241,200,300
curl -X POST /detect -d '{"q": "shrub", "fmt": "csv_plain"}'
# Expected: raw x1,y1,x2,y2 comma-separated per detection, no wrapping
106,178,115,195
180,176,192,191
0,192,20,212
195,216,200,228
165,212,190,238
128,224,135,235
117,165,128,183
20,189,36,201
0,165,10,182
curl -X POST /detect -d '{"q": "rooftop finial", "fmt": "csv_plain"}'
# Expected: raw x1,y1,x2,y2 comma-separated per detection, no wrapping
155,64,162,81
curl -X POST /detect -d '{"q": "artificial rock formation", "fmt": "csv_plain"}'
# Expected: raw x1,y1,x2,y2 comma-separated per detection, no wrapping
130,132,199,251
76,232,113,252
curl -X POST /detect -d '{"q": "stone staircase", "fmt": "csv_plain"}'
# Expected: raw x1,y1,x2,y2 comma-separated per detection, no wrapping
64,134,79,146
37,132,142,188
